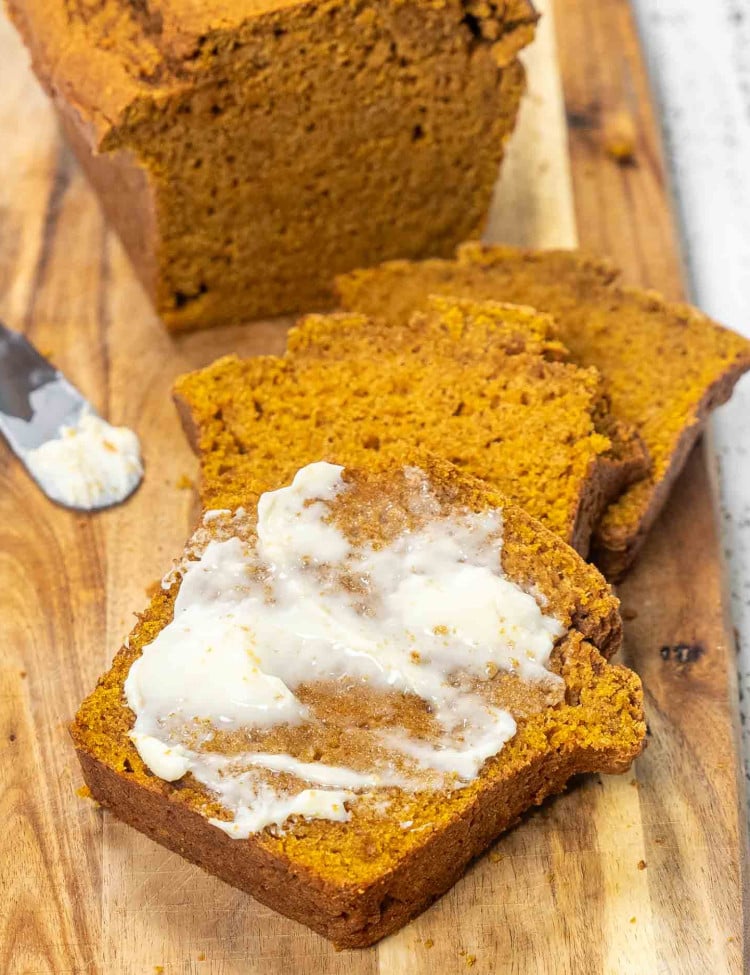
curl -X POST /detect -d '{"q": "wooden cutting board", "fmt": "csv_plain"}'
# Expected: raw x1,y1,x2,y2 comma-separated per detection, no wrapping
1,1,747,971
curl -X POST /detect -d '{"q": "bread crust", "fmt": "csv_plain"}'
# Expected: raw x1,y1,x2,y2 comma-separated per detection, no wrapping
76,717,638,949
56,108,160,302
590,312,750,577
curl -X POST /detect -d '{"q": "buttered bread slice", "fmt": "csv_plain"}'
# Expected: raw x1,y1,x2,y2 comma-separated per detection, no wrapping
174,298,646,556
72,458,644,948
336,245,750,577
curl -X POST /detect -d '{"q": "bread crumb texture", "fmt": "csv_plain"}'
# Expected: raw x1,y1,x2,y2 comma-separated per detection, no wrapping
335,244,750,574
174,296,647,556
71,458,644,947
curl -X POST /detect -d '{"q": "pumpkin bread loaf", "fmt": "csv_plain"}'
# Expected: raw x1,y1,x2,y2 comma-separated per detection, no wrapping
173,297,648,555
6,0,537,330
336,244,750,576
71,457,645,948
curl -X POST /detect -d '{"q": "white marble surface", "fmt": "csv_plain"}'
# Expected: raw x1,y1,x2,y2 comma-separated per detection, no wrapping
631,1,750,807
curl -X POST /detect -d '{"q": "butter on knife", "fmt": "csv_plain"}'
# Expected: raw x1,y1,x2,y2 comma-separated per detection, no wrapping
0,322,143,510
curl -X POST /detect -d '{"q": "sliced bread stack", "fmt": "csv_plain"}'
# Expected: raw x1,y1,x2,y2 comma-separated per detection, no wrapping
72,254,748,948
174,296,647,556
336,245,750,576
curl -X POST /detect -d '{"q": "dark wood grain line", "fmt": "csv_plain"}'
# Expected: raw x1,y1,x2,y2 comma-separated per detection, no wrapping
23,143,73,338
96,229,113,417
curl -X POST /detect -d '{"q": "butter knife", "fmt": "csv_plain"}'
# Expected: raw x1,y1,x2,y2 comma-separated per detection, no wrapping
0,321,143,510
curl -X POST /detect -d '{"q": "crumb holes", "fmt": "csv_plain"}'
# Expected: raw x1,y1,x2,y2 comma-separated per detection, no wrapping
123,758,133,773
378,894,402,918
461,12,483,38
363,434,380,450
173,283,208,309
306,122,316,133
412,123,424,141
226,154,236,164
273,25,286,37
193,158,203,169
452,401,465,417
9,733,16,743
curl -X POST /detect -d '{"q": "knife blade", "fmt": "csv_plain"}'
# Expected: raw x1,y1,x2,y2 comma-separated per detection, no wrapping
0,321,143,510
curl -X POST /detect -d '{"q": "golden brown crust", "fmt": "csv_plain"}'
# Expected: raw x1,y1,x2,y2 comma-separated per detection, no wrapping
6,0,539,130
335,245,750,578
76,720,635,949
71,459,643,948
56,108,160,301
590,353,749,576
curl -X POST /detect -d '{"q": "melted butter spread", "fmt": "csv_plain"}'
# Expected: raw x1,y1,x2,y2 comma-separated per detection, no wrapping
125,462,564,837
24,403,142,510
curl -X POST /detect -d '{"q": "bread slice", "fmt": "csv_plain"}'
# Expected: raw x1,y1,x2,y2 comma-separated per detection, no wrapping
71,456,644,949
335,245,750,577
173,297,648,556
289,294,650,519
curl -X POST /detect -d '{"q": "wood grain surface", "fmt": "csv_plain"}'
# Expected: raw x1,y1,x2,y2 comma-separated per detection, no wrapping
0,0,747,972
631,0,750,813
